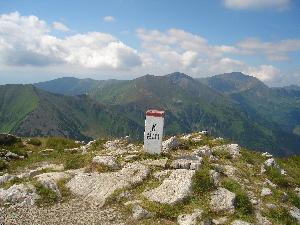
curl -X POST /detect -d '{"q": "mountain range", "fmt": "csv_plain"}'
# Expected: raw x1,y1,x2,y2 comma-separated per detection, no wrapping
1,72,300,156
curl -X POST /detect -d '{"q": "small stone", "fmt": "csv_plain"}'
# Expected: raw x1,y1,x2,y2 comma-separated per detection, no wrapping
281,169,287,175
132,204,152,220
264,158,278,168
264,179,277,188
295,187,300,198
231,220,252,225
262,152,273,158
212,216,228,225
177,209,203,225
209,170,221,186
261,188,272,197
281,192,288,203
260,165,266,174
92,156,118,169
64,147,81,153
266,203,277,210
210,187,235,214
5,151,21,160
0,173,14,185
39,149,54,155
289,206,300,223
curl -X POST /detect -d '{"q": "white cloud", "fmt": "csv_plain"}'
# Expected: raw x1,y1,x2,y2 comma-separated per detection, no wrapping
53,21,69,32
243,65,280,81
103,16,115,22
223,0,291,10
0,12,141,70
137,28,245,76
237,38,300,61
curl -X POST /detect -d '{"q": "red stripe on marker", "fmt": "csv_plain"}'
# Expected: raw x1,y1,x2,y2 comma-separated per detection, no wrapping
146,110,165,117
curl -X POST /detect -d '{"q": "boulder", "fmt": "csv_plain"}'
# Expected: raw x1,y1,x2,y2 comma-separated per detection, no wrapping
193,146,212,157
177,209,203,225
212,144,240,158
261,188,272,197
35,172,70,201
162,136,181,152
132,204,152,220
0,183,39,206
67,162,149,206
92,156,118,169
0,133,18,145
143,169,195,204
210,187,235,214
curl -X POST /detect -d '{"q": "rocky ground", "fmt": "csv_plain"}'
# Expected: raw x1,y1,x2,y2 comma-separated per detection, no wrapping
0,133,300,225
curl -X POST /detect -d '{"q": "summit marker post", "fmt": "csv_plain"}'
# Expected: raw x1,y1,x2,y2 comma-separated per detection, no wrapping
144,110,165,154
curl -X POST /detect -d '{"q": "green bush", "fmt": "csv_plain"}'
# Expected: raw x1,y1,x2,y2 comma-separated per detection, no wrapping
288,191,300,208
223,178,253,218
46,137,80,150
223,178,241,192
27,138,42,146
267,208,298,225
64,154,85,170
34,182,57,206
0,159,8,171
193,167,215,193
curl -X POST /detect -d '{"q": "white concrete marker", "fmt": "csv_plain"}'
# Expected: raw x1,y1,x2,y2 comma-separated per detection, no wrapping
144,110,165,154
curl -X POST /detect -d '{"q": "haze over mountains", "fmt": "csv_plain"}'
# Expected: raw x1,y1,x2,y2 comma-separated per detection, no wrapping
1,72,300,156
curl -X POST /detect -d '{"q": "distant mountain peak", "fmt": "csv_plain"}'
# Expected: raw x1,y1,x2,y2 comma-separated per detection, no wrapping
165,72,193,80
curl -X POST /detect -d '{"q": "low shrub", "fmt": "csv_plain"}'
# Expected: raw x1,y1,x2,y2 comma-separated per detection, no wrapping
27,138,42,146
34,182,57,206
0,159,8,171
193,166,215,194
64,154,86,170
267,208,298,225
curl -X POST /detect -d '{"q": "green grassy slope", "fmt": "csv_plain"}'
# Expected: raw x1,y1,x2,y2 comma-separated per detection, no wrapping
0,84,39,133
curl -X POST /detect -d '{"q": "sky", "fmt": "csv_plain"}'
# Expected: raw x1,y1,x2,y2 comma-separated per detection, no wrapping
0,0,299,86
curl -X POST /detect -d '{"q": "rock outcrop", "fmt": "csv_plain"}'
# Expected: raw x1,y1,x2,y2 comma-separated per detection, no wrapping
143,169,195,204
67,162,149,206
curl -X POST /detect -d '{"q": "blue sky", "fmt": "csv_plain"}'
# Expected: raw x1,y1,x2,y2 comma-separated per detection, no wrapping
0,0,299,86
